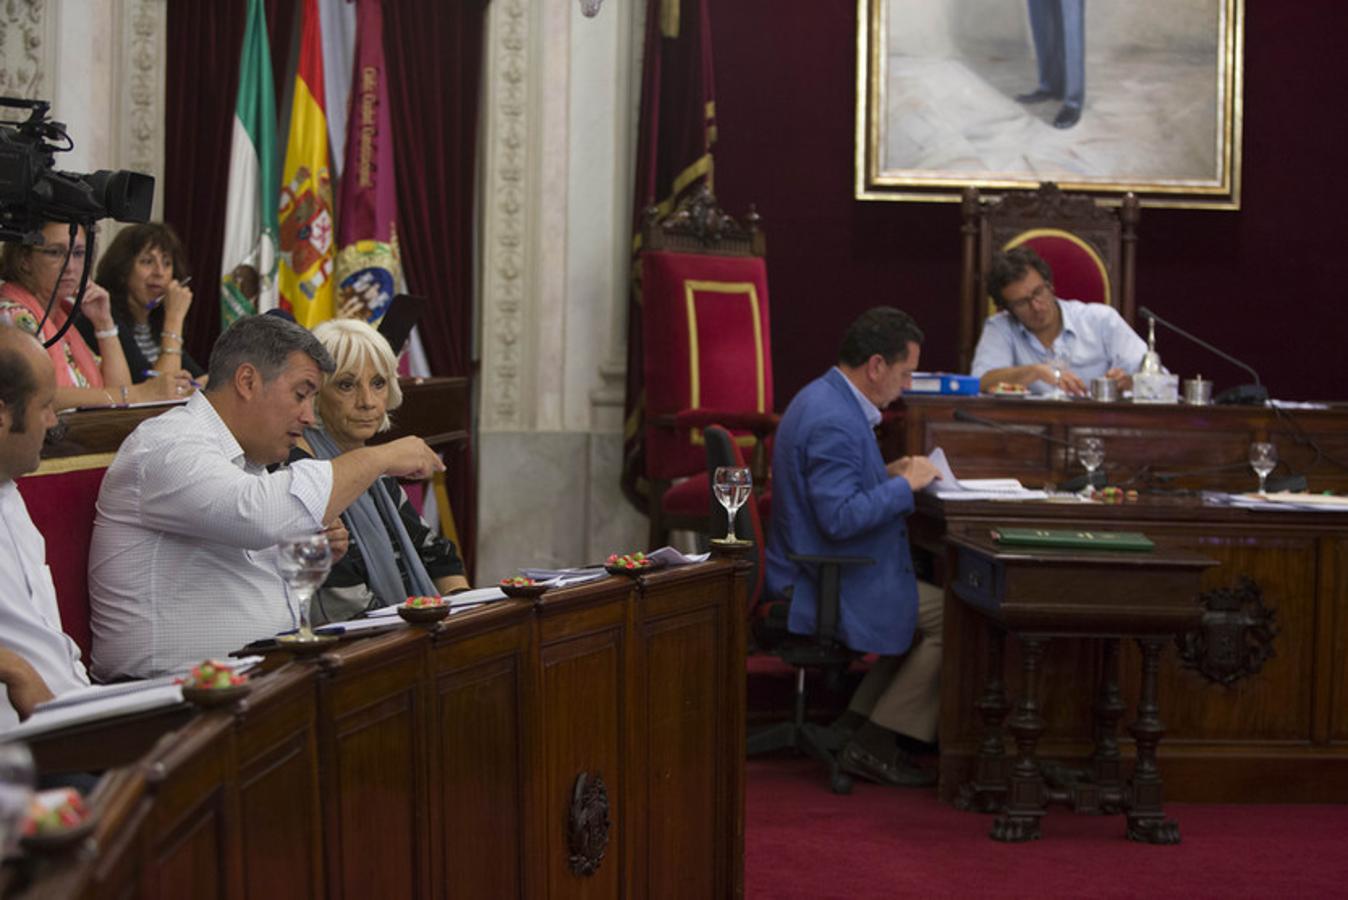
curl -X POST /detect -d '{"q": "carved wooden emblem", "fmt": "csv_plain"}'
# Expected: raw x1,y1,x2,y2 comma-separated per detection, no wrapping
1176,576,1277,686
567,771,610,877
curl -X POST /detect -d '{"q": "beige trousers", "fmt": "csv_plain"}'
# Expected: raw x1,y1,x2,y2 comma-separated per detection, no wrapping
846,579,943,742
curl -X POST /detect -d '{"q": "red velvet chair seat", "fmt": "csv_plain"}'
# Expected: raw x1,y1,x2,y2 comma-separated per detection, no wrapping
15,459,110,663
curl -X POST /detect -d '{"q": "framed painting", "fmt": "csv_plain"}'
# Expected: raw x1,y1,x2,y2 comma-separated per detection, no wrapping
855,0,1244,208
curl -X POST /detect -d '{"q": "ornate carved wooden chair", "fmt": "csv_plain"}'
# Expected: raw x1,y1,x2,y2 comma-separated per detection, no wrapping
958,182,1139,371
638,185,776,547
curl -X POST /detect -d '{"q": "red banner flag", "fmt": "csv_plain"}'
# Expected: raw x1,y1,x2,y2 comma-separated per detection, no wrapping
621,0,717,513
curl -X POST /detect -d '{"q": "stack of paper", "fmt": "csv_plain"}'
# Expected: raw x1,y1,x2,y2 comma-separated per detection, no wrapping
1218,491,1348,512
924,448,1048,501
2,682,185,741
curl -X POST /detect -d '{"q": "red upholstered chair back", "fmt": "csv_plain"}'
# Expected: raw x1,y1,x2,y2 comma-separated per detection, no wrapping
1003,229,1111,309
636,184,776,547
14,456,110,662
641,250,773,480
958,182,1139,372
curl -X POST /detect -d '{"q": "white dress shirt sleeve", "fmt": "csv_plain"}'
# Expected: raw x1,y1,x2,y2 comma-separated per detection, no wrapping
134,436,333,549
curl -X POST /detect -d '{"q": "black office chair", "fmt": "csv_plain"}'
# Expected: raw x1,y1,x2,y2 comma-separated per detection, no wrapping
704,424,872,794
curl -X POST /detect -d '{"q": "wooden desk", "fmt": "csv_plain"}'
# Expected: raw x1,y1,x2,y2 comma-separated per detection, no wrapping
921,494,1348,804
42,376,471,459
6,560,746,899
884,394,1348,493
946,530,1214,843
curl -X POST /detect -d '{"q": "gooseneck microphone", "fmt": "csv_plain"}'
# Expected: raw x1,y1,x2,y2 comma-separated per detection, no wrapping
1136,306,1269,405
952,407,1072,447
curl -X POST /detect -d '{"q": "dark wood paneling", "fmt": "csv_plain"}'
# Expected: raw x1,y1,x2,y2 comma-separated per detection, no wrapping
926,494,1348,802
318,633,429,900
11,563,747,899
540,604,626,900
429,607,534,900
887,395,1348,493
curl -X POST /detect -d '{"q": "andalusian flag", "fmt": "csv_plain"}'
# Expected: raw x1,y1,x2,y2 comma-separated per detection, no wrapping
219,0,278,325
277,0,336,327
334,0,400,325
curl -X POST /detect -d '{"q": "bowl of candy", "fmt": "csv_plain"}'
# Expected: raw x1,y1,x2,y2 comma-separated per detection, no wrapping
604,551,663,576
20,788,94,853
499,576,549,599
399,595,449,624
178,661,251,708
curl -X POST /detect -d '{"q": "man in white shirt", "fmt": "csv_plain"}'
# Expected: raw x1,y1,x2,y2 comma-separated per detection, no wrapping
0,324,91,729
89,315,445,679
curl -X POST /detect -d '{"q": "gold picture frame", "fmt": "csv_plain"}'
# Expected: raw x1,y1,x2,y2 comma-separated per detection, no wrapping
856,0,1244,209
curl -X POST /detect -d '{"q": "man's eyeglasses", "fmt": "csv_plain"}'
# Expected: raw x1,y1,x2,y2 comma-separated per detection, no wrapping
1005,282,1052,312
32,246,87,262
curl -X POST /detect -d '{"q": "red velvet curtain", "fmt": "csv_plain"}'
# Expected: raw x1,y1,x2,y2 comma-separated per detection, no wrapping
163,0,486,573
382,0,487,573
163,0,295,366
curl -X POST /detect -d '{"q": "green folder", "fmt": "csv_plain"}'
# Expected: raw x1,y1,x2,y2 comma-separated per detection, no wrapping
991,527,1155,551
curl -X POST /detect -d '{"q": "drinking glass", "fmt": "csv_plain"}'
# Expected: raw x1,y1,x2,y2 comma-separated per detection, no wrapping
713,466,753,543
1048,356,1068,400
1249,442,1277,496
1076,436,1105,496
278,533,333,641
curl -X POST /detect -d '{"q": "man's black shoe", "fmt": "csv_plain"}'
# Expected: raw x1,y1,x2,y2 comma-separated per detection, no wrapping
839,741,937,788
1015,88,1057,104
1054,104,1082,129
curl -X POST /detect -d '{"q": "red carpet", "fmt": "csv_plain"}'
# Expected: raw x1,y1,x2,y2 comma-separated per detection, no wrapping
746,756,1348,899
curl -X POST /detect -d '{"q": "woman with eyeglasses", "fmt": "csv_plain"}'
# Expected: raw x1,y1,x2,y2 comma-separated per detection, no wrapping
77,223,205,385
0,221,194,411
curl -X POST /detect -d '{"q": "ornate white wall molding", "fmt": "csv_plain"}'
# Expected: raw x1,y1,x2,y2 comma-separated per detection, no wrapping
479,0,533,431
118,0,166,218
0,0,52,100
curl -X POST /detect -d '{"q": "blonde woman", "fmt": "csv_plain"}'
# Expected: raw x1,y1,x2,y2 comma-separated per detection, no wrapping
289,318,467,623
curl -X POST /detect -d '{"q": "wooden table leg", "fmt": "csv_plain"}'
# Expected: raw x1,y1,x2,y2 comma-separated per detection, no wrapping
956,625,1010,813
991,635,1047,842
1090,638,1126,813
1126,638,1180,844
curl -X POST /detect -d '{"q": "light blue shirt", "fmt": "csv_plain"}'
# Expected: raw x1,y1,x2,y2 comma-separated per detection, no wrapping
832,366,881,428
970,299,1148,394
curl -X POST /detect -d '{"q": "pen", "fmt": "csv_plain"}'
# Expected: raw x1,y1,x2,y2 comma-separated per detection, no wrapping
144,368,203,389
146,275,191,311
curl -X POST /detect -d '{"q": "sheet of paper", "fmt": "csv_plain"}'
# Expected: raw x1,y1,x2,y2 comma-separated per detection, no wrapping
925,447,1035,497
1,684,184,741
646,546,711,566
33,675,179,713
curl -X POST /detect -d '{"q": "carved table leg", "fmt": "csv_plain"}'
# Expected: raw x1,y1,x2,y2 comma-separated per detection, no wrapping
1090,638,1126,813
1126,638,1180,844
991,635,1047,842
956,625,1011,813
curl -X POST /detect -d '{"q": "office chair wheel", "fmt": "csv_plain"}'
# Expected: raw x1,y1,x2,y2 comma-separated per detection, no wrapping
830,771,854,795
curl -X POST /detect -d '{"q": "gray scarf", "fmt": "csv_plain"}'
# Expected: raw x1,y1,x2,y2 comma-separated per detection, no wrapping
303,426,438,609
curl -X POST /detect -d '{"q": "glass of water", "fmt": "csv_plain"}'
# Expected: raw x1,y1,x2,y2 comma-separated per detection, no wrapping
1076,436,1105,496
277,533,333,641
1249,442,1277,496
713,466,753,543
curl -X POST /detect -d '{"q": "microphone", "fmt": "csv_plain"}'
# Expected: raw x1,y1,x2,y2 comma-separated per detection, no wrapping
951,408,1100,491
952,408,1071,446
1136,306,1268,405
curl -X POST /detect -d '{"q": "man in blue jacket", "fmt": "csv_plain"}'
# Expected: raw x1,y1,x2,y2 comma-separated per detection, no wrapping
766,307,942,787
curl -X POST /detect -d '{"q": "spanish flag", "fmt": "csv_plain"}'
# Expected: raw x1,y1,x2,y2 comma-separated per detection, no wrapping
277,0,335,327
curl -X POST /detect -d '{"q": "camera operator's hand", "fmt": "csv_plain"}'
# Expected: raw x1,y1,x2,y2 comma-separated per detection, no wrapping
82,282,115,332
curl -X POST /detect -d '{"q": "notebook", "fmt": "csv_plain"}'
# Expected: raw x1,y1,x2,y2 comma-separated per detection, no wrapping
990,527,1154,551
